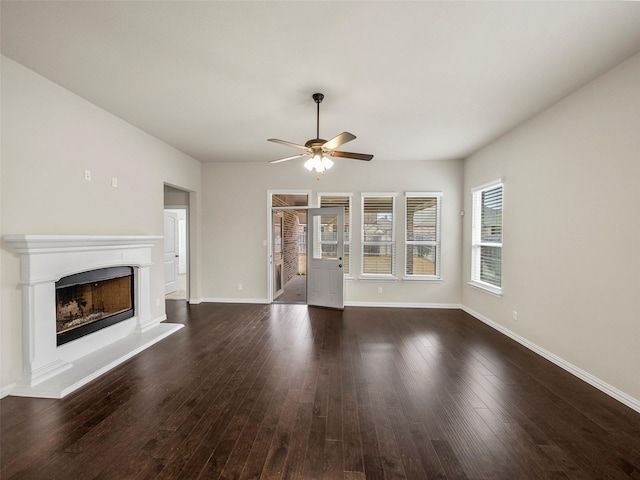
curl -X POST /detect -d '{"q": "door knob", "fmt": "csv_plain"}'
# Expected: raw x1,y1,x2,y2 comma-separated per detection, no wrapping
339,264,343,268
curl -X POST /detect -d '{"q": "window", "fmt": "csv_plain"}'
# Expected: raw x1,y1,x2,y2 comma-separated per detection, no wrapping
471,181,503,295
405,193,442,279
319,194,352,276
361,194,396,277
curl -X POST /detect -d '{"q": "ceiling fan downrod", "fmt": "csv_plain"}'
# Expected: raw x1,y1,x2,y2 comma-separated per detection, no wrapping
312,92,324,139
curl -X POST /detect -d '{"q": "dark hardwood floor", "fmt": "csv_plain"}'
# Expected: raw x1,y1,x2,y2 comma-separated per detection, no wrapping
1,302,639,479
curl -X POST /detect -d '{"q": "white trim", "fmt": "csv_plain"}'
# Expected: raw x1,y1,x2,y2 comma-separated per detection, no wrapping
402,276,442,282
471,177,504,193
1,383,16,399
317,192,354,198
361,192,399,198
468,280,502,297
461,305,640,414
271,206,310,211
188,298,203,305
201,297,268,304
345,301,461,309
405,191,443,198
359,275,397,282
3,234,163,255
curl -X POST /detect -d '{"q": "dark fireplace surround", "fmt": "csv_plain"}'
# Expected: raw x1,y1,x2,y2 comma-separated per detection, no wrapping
55,266,135,346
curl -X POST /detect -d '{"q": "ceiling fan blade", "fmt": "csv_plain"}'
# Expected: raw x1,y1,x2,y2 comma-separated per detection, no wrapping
330,150,374,161
269,153,310,164
268,138,310,151
323,132,356,151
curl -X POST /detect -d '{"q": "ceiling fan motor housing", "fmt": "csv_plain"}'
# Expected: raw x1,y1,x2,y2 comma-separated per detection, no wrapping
305,139,327,148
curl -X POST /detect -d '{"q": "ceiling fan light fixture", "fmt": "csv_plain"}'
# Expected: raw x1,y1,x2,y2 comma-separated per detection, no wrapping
304,158,315,171
305,153,332,173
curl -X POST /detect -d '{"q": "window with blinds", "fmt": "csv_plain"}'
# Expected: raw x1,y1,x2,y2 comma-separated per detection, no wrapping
405,193,442,278
471,181,503,294
319,194,352,275
361,194,396,276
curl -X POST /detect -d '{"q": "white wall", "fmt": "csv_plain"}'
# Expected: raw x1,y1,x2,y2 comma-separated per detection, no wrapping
0,56,202,389
200,158,463,306
462,53,640,405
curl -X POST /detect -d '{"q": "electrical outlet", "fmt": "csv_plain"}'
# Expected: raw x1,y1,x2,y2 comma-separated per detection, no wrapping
111,177,118,188
377,287,383,294
84,170,91,181
238,283,243,291
512,310,518,321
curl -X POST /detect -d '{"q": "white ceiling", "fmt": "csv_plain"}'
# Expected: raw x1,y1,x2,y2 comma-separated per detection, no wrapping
2,1,640,164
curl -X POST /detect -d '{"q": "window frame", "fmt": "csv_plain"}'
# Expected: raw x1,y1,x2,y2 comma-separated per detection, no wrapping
318,193,353,278
360,193,397,280
403,192,442,281
470,179,503,296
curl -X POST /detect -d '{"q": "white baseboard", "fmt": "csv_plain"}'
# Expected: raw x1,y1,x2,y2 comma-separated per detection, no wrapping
345,301,462,309
1,382,16,399
461,306,640,414
200,297,268,304
194,299,460,309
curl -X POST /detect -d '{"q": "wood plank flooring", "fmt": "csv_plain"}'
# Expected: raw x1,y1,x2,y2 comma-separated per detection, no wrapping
1,302,639,479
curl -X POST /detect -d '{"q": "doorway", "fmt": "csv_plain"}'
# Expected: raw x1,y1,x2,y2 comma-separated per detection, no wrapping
269,192,309,304
164,185,190,301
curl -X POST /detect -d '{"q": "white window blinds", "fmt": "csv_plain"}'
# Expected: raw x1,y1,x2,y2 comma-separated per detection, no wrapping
362,194,396,276
405,193,441,278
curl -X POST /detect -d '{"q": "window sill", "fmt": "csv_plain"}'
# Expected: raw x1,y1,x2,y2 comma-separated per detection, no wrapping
468,281,502,297
359,275,397,282
402,276,442,283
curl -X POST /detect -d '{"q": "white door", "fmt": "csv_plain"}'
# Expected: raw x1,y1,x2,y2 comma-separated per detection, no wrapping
307,207,344,309
164,211,179,294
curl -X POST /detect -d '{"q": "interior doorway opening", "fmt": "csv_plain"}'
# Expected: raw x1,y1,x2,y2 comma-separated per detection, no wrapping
164,185,190,301
269,192,309,304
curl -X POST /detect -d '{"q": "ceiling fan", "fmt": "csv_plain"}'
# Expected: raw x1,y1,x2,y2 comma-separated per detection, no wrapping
268,93,373,175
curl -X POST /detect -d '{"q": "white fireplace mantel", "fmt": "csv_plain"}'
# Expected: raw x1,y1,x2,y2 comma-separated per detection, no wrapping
4,234,183,398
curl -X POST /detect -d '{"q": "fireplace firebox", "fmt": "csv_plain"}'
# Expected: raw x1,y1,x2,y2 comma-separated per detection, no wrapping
55,266,135,346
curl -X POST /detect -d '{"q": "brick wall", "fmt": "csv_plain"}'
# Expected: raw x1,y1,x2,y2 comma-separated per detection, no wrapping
272,195,301,287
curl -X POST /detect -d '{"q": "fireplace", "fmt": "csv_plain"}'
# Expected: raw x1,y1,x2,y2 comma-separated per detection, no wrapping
56,267,135,346
4,235,183,398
